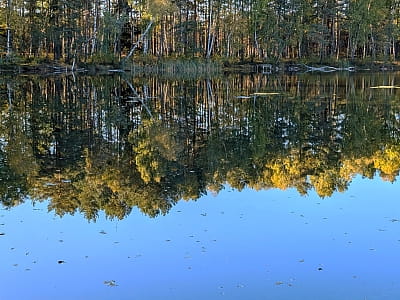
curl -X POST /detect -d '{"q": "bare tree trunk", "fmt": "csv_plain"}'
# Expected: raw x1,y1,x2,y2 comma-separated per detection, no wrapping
6,0,13,57
392,39,396,60
91,2,99,55
206,0,214,58
121,20,153,65
226,32,232,57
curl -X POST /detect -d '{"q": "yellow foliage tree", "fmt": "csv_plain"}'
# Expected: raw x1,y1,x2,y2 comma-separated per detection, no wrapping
373,145,400,181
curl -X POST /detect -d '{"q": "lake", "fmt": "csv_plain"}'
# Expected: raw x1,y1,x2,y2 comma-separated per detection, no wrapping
0,71,400,299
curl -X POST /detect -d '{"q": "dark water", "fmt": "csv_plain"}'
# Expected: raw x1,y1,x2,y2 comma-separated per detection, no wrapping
1,72,400,299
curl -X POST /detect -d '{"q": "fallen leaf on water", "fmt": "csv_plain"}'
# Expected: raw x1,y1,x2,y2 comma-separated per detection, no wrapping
104,280,118,287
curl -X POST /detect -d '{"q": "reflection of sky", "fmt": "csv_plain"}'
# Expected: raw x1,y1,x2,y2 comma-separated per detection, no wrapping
1,176,400,300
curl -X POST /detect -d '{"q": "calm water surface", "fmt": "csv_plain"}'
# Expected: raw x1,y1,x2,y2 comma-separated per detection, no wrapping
1,72,400,299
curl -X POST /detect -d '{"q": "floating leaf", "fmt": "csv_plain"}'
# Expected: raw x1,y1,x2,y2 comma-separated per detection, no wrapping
104,280,118,287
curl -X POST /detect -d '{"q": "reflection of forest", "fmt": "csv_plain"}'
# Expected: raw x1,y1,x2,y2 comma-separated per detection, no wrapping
0,73,399,219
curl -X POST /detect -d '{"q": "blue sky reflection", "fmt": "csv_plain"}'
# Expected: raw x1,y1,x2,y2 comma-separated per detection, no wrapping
1,176,400,300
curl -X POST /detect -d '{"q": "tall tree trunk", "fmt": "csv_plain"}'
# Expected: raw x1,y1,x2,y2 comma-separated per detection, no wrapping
206,0,214,58
6,0,13,57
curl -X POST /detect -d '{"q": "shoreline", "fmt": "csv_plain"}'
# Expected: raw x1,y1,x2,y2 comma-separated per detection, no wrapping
1,59,400,75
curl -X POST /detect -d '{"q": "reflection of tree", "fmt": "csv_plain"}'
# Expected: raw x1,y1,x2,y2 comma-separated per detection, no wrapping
0,73,400,219
373,145,400,181
0,149,27,207
131,119,182,184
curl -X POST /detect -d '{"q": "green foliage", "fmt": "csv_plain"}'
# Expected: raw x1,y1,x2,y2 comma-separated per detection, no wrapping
146,0,177,19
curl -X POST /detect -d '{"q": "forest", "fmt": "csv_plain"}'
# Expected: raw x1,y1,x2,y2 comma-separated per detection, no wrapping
1,0,400,66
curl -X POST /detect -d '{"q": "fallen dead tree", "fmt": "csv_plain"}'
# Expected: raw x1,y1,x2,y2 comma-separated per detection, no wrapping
300,64,355,72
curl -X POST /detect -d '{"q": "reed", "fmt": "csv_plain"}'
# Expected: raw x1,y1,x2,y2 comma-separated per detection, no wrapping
126,58,222,79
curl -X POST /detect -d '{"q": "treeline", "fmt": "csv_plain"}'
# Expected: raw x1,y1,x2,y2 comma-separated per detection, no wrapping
1,0,400,64
1,73,400,219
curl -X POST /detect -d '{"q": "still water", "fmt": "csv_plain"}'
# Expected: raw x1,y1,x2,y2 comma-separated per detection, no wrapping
1,72,400,299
